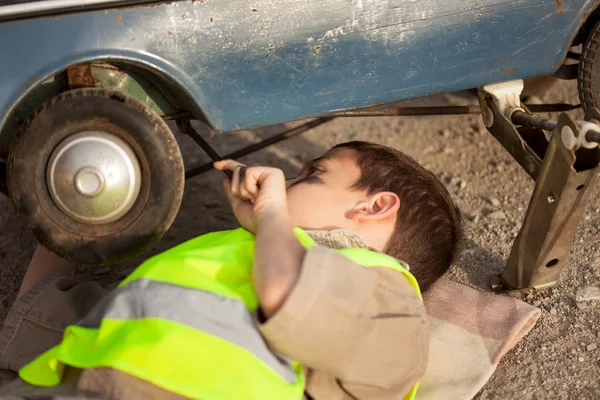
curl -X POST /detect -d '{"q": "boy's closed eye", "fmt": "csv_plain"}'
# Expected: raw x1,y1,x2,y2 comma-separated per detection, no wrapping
287,158,326,186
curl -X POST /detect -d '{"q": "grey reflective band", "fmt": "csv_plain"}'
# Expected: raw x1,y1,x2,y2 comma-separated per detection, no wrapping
78,278,297,384
0,0,127,17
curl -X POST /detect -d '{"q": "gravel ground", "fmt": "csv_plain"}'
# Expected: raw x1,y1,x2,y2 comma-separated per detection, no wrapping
0,77,599,398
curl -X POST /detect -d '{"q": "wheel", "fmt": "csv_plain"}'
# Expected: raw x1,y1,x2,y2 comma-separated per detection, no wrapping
8,88,184,265
579,21,600,110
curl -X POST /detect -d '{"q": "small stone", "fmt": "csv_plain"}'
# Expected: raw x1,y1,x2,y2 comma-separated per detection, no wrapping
585,215,591,221
578,357,585,362
443,147,455,154
533,300,542,307
465,213,479,223
526,293,534,301
487,197,501,207
439,129,451,137
571,349,577,355
550,308,557,315
459,180,467,190
487,211,506,220
587,343,597,351
575,286,600,309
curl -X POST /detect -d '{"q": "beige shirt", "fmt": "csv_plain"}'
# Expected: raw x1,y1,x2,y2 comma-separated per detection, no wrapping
262,230,429,399
1,230,429,399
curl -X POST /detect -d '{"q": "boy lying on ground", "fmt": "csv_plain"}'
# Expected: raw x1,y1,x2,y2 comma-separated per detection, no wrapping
0,141,461,400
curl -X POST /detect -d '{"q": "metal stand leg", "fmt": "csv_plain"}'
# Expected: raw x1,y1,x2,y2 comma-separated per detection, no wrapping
479,81,600,290
502,113,600,289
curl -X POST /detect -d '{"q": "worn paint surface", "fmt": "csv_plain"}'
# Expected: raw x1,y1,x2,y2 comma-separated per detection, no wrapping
0,0,598,136
88,63,179,116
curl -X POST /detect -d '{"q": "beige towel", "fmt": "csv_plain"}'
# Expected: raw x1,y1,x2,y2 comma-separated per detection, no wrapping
418,278,541,400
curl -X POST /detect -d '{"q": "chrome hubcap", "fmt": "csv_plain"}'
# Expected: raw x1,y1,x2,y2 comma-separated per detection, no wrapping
47,131,142,224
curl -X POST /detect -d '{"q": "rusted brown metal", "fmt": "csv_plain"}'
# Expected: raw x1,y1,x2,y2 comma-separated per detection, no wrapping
66,64,98,88
500,111,600,289
162,110,193,120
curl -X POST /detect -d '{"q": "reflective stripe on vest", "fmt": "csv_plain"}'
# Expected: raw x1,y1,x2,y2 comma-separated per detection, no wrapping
20,228,421,400
78,278,297,383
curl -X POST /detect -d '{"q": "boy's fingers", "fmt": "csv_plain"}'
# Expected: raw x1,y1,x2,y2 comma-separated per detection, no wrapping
238,167,257,202
214,159,245,171
231,166,241,196
222,178,231,192
239,186,254,202
244,171,260,199
222,179,240,206
222,179,233,199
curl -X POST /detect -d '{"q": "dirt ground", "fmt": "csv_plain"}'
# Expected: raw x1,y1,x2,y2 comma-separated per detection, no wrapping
1,77,599,398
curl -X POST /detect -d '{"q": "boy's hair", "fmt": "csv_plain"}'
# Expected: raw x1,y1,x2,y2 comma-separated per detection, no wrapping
333,141,462,291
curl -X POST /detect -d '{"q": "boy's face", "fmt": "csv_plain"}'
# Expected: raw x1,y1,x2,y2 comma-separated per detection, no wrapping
286,148,364,230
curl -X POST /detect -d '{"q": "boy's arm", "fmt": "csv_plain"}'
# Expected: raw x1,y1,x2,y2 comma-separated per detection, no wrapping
258,246,429,399
214,159,306,316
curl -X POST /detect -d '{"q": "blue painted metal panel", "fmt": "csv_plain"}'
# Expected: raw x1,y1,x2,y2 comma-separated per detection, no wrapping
0,0,597,134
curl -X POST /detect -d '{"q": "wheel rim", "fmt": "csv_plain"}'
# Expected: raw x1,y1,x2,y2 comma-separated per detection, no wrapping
46,131,142,224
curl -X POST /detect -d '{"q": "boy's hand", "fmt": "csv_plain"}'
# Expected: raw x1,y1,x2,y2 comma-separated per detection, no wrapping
214,160,289,233
216,159,305,316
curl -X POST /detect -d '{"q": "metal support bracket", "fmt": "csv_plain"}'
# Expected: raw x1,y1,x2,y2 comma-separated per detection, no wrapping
478,81,600,289
478,81,545,180
501,111,600,289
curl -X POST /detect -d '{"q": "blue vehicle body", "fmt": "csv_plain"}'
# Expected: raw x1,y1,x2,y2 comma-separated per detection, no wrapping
0,0,598,143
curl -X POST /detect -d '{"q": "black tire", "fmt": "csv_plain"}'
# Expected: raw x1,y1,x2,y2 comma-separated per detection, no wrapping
0,162,7,198
579,21,600,110
8,88,184,265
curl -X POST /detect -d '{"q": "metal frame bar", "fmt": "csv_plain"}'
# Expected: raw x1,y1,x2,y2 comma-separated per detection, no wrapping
179,102,580,179
331,103,579,117
182,117,334,179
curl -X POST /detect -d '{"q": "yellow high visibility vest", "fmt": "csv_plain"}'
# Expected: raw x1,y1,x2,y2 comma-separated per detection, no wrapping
20,228,421,400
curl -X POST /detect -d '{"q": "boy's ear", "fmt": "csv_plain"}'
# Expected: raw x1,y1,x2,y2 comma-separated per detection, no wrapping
348,192,400,221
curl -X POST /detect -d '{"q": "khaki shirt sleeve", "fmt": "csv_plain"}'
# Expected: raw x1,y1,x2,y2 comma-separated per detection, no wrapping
258,246,429,399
